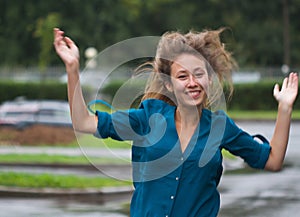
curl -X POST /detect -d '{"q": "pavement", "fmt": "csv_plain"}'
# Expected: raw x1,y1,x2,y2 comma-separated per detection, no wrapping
0,145,131,158
0,145,245,202
0,145,133,200
1,119,299,200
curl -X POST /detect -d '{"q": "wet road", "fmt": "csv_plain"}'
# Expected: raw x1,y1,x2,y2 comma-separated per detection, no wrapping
0,121,299,216
0,198,128,217
219,120,300,217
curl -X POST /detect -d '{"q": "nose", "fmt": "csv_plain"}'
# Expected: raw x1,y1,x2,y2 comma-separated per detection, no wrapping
187,74,198,87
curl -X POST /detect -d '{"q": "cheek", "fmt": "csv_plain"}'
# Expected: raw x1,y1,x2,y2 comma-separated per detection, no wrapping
196,77,209,91
170,78,185,92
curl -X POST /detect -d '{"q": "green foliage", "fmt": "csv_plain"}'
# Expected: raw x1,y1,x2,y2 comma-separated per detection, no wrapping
0,80,67,103
102,80,300,111
228,81,300,110
228,81,277,110
0,0,300,68
101,80,145,108
1,80,299,111
0,171,130,188
34,13,61,73
0,153,129,165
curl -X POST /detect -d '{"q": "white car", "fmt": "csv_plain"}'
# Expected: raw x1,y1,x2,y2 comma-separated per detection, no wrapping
0,99,72,129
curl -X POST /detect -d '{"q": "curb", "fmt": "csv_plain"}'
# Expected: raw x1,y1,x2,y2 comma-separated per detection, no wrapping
0,162,132,170
0,185,133,202
0,163,133,201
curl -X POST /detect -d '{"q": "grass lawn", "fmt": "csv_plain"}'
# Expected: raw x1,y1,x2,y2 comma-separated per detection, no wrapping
0,171,131,188
0,153,129,165
0,135,131,164
1,109,299,165
227,109,300,120
0,110,299,189
74,135,132,148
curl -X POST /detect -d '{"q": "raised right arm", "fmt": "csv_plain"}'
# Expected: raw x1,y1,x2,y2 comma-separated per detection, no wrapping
53,28,97,134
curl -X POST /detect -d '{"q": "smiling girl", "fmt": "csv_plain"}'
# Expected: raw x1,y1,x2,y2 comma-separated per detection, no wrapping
54,28,298,217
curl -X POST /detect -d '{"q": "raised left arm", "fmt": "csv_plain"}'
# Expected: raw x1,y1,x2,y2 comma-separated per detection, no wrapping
264,72,298,171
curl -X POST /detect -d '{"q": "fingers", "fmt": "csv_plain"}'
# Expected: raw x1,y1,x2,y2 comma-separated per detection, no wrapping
288,72,299,89
274,72,298,94
53,28,77,50
53,28,66,48
64,36,75,48
282,77,288,89
53,28,63,41
281,72,298,90
273,83,279,96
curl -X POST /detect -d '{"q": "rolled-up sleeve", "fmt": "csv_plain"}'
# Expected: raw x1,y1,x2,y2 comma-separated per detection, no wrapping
94,109,148,141
222,117,271,169
94,111,118,139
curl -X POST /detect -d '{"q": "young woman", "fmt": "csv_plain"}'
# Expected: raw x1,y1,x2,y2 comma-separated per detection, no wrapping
54,28,298,217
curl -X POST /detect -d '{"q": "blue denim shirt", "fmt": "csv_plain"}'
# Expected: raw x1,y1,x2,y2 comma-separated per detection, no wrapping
95,99,271,217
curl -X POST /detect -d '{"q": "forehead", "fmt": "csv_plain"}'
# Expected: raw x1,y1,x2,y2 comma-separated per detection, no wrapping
171,53,206,71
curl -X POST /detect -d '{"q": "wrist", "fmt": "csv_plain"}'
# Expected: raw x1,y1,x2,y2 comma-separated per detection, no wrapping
278,103,293,114
65,61,80,74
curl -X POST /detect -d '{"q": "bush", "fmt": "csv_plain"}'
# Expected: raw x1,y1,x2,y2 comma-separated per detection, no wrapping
228,81,300,110
101,79,145,108
102,80,300,110
0,80,68,103
1,80,299,110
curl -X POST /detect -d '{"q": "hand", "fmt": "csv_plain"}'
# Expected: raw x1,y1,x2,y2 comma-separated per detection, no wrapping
53,28,79,71
273,72,299,108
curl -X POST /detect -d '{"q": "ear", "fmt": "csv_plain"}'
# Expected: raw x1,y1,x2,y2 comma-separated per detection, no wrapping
164,81,173,92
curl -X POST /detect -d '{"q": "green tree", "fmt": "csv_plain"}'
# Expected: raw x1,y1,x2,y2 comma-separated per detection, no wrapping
34,13,60,78
1,0,300,69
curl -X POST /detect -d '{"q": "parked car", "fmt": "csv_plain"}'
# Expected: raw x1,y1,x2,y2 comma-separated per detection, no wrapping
0,99,72,129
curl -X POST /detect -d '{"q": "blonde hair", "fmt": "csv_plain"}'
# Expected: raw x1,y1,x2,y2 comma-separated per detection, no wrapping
138,28,237,107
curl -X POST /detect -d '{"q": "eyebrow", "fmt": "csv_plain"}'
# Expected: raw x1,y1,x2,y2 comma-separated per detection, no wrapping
192,67,206,73
176,67,205,75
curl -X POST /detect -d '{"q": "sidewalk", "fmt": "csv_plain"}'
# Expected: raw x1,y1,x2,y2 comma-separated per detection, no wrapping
0,145,133,200
0,145,131,159
0,185,133,202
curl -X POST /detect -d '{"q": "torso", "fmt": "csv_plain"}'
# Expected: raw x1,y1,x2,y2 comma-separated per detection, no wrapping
176,120,199,153
175,108,201,153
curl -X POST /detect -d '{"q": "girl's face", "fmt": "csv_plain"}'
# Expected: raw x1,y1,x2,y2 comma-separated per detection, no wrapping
168,53,209,108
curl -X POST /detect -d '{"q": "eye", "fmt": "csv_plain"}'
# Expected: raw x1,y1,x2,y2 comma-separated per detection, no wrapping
194,73,204,78
177,74,188,80
194,69,206,78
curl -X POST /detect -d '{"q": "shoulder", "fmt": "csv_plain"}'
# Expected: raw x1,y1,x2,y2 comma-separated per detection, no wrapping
139,99,175,114
201,109,229,122
201,109,240,132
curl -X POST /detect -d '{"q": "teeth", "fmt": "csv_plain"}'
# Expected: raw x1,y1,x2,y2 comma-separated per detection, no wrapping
189,91,200,97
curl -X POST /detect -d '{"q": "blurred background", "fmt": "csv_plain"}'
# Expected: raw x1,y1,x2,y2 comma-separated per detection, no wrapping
1,0,299,79
0,0,300,216
1,0,300,109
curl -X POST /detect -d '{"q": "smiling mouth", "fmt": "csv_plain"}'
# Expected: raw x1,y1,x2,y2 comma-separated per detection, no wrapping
187,90,201,99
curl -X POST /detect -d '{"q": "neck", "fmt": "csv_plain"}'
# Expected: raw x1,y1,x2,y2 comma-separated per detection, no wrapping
176,105,202,126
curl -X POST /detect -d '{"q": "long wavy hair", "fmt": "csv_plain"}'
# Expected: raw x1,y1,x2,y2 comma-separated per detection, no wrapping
136,28,237,108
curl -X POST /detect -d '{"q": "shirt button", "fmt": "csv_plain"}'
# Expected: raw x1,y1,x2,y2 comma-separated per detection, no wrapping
175,177,179,181
180,157,184,161
171,195,174,200
166,215,169,217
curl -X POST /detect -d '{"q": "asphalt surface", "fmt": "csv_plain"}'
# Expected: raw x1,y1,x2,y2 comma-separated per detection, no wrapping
0,120,299,216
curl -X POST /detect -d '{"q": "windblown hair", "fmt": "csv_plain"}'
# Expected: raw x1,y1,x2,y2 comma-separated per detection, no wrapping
137,28,237,107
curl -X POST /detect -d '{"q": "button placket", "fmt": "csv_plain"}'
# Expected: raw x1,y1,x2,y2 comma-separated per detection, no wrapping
166,159,184,217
